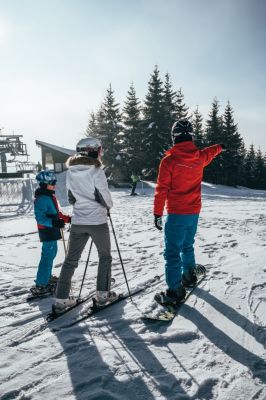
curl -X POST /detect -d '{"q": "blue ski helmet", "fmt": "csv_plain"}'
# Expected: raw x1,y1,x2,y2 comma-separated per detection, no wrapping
171,119,193,141
36,170,57,185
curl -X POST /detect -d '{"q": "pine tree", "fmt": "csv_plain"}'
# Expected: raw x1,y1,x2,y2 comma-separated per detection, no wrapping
204,98,223,184
122,82,143,176
264,152,266,188
86,112,98,137
142,65,167,177
243,144,256,188
83,67,265,185
99,84,122,167
205,98,222,144
219,102,245,186
253,148,266,189
264,152,266,186
162,73,177,149
175,88,189,120
192,106,205,148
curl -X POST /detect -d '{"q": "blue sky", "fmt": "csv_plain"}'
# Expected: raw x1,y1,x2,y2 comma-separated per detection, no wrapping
0,0,265,161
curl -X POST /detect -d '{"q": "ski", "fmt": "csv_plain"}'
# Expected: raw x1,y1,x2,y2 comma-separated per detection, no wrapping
26,283,58,302
3,289,55,303
51,293,129,331
26,291,55,302
142,265,206,322
5,275,162,344
50,275,162,331
6,289,99,345
46,277,117,322
46,292,96,322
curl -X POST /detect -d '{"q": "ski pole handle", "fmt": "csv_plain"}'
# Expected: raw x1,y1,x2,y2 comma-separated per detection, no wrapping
61,228,67,255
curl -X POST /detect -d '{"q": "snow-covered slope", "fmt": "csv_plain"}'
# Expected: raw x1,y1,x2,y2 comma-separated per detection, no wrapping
0,180,265,400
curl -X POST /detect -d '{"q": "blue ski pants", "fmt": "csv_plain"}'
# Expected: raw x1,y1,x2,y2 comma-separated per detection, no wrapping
36,241,58,285
164,214,199,290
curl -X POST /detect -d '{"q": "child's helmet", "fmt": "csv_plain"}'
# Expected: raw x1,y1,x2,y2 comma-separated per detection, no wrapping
76,137,102,158
36,170,57,185
171,119,193,140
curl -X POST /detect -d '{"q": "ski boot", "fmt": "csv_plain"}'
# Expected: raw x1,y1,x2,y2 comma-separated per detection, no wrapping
48,275,59,293
49,275,59,284
182,268,197,288
94,291,119,308
53,296,77,314
30,285,51,297
182,265,207,287
155,286,186,306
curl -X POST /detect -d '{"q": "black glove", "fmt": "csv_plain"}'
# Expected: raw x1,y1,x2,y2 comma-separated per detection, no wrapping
68,190,76,205
154,215,163,231
220,143,226,150
52,218,65,228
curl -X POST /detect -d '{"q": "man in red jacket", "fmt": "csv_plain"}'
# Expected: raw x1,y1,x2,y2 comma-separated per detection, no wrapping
153,119,223,304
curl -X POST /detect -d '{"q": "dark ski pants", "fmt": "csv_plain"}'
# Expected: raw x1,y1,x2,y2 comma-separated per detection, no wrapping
56,223,112,299
36,241,58,286
130,181,137,195
164,213,199,290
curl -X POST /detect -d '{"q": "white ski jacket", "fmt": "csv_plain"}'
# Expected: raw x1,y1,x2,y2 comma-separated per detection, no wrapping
66,155,113,225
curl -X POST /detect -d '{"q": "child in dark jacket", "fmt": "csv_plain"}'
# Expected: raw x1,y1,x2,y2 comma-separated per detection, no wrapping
32,170,71,296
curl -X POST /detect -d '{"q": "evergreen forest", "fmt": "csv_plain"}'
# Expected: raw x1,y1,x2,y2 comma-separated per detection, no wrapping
85,66,266,190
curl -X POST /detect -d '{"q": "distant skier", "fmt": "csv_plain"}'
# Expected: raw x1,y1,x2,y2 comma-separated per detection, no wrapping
153,119,223,304
36,161,42,172
130,172,140,196
32,170,71,296
54,137,117,313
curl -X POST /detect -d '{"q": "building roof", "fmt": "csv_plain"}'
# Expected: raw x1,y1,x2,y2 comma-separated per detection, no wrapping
36,140,76,156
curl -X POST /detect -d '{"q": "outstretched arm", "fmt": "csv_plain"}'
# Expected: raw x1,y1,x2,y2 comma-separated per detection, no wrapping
200,144,223,167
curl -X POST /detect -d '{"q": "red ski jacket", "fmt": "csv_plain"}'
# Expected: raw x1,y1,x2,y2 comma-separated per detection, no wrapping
154,142,222,216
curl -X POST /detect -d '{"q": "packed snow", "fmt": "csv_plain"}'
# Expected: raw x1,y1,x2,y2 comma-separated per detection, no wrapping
0,177,266,400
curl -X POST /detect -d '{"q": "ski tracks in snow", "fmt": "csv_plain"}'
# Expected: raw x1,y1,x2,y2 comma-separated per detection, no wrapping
1,188,266,399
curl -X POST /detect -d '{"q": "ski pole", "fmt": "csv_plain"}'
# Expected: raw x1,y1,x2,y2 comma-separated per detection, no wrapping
108,211,133,301
60,227,74,295
66,223,71,254
77,238,93,301
61,228,67,255
61,222,71,255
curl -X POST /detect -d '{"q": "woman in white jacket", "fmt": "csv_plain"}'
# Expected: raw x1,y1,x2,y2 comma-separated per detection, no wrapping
54,137,117,312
